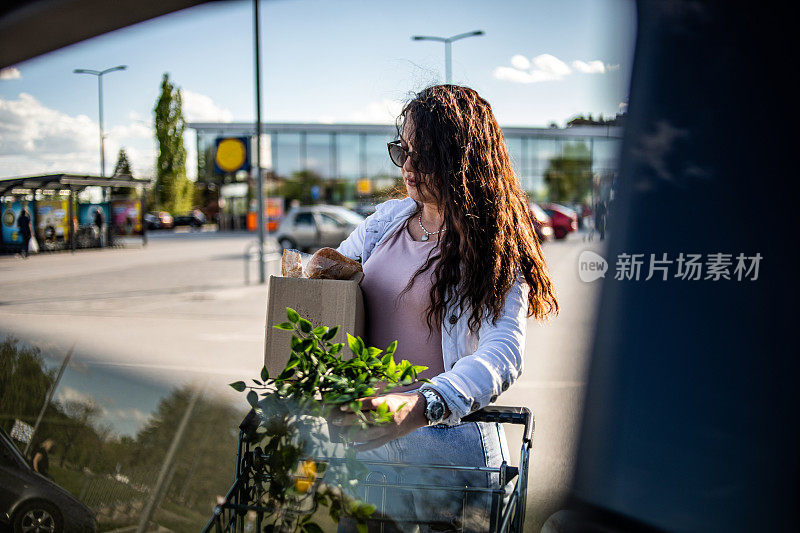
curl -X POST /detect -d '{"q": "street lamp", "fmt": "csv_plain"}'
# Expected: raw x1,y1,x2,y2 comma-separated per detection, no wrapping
411,30,484,84
73,65,127,178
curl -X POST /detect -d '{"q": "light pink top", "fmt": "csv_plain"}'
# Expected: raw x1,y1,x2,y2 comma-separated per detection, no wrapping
361,220,444,390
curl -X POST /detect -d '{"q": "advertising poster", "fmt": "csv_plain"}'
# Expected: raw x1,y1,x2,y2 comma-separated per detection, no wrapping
1,200,34,246
36,198,69,243
111,199,142,235
266,197,284,232
78,203,110,227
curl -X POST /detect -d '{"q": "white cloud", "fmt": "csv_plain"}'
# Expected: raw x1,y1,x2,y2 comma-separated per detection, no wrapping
0,67,21,80
110,121,151,140
571,60,606,74
182,90,233,123
109,407,150,427
493,53,572,84
0,93,98,161
494,54,616,84
57,385,96,405
348,99,404,124
510,54,531,70
0,92,163,179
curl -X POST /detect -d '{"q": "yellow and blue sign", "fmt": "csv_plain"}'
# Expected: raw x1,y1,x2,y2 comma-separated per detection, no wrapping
214,136,250,174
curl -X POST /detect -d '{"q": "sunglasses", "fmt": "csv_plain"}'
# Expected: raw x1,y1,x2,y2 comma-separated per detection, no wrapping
387,140,417,168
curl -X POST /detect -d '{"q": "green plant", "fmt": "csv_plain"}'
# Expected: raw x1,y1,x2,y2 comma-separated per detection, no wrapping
228,307,428,532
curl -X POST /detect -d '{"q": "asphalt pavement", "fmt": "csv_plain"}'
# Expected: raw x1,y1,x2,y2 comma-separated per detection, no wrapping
0,228,607,531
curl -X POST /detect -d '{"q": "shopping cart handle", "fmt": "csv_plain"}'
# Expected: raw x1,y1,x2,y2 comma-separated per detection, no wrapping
461,405,534,445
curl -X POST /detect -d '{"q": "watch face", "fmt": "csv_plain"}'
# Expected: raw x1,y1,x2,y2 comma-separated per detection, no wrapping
429,402,445,422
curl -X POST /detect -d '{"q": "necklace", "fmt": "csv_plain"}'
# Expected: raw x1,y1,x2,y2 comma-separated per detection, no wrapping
418,214,445,241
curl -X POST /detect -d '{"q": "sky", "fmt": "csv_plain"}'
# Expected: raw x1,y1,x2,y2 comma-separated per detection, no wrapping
0,0,636,182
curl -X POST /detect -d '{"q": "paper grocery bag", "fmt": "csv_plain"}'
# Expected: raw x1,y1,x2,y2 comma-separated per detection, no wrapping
264,275,365,376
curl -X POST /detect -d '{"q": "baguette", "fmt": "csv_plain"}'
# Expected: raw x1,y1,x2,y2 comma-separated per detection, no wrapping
306,247,362,280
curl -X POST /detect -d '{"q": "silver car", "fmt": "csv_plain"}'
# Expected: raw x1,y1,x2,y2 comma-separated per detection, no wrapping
274,205,364,252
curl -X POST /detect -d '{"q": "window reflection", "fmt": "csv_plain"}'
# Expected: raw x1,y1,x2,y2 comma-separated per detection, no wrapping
306,133,332,179
275,133,302,178
336,133,360,180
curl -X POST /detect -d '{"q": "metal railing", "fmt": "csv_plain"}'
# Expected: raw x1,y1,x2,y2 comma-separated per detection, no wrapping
243,239,282,285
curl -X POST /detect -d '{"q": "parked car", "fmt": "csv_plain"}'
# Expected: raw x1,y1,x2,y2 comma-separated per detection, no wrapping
274,205,364,252
353,203,377,218
143,212,160,230
145,211,173,230
0,428,97,532
529,202,554,242
542,203,578,239
172,214,194,227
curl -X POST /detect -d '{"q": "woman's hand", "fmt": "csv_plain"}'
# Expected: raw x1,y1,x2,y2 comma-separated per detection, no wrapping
333,392,428,451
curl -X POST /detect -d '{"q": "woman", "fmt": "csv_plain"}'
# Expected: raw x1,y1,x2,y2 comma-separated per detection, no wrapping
334,85,558,530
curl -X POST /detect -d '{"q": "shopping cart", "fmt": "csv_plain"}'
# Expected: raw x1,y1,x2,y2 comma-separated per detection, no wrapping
203,405,533,533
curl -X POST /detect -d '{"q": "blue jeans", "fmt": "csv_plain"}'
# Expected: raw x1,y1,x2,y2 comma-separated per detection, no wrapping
338,421,510,533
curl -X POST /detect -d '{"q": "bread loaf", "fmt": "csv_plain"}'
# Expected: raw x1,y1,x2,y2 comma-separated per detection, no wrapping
306,247,362,280
281,249,304,278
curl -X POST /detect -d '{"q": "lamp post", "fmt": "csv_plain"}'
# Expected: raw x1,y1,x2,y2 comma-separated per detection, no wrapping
411,31,484,83
73,65,127,178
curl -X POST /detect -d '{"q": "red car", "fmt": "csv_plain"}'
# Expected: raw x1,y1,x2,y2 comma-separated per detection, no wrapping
529,202,553,242
542,203,578,239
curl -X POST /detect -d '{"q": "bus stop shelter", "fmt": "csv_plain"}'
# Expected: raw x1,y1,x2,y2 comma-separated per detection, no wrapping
0,173,151,254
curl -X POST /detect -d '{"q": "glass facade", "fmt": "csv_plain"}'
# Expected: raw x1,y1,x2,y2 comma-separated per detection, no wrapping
335,133,360,180
192,123,622,205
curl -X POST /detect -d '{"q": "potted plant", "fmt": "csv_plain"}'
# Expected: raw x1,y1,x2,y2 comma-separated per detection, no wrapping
229,307,428,532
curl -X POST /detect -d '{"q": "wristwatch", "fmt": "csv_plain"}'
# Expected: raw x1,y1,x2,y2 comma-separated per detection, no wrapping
420,388,447,426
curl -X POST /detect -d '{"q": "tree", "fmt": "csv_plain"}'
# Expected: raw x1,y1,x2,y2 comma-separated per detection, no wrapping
111,148,137,198
154,73,193,214
113,148,133,177
0,338,55,435
276,169,324,205
58,399,101,468
543,142,593,203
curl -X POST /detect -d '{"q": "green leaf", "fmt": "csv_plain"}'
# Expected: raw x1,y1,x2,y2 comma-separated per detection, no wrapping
330,343,343,355
347,333,360,355
229,381,246,392
367,346,383,357
273,322,294,331
261,365,269,381
286,308,300,323
299,318,313,333
246,390,258,407
385,340,397,354
286,358,301,370
291,336,302,350
322,325,340,341
312,326,327,336
360,503,377,516
303,523,324,533
299,338,314,352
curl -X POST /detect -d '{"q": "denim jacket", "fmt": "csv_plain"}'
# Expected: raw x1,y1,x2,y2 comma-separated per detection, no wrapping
337,197,529,426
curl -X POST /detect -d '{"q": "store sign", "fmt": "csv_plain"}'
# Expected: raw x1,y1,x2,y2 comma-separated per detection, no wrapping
214,137,251,174
356,179,372,195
